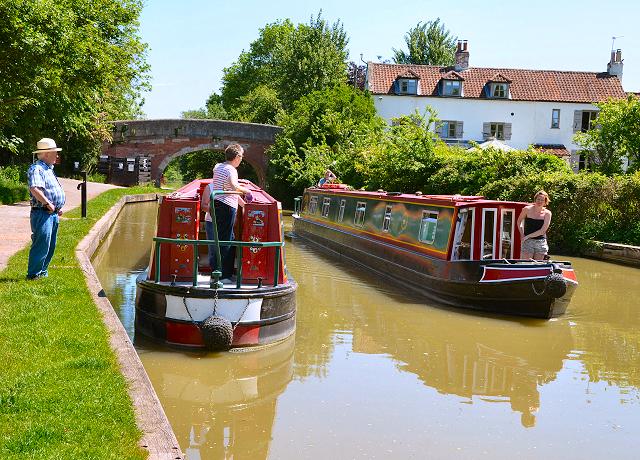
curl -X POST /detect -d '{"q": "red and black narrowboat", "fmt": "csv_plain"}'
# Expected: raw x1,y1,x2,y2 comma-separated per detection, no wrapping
293,185,577,319
135,179,296,350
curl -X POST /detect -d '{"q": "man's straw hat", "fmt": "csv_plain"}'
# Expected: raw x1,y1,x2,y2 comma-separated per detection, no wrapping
32,138,62,154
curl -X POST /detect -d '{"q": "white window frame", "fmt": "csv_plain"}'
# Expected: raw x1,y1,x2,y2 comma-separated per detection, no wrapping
338,199,346,222
492,83,507,98
354,201,367,227
452,207,476,261
481,208,498,259
418,210,439,244
551,109,560,129
321,197,331,218
382,205,392,232
499,209,515,259
443,80,461,97
309,196,318,214
490,123,505,140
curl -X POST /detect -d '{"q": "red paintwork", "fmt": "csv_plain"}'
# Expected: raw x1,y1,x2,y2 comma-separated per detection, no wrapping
166,321,204,346
151,179,286,284
481,266,551,282
562,269,578,283
233,325,261,345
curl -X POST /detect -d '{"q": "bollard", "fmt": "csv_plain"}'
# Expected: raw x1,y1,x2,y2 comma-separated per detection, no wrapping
76,170,87,218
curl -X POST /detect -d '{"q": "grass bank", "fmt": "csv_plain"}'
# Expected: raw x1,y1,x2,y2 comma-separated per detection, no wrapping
0,186,160,459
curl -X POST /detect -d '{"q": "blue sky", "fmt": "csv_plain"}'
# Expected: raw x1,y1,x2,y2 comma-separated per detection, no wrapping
139,0,640,119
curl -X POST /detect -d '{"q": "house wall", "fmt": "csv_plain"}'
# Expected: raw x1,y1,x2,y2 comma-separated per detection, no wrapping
373,95,597,153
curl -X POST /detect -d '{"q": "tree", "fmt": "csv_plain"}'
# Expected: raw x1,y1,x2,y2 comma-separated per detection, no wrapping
182,92,228,120
347,62,366,90
229,85,282,124
574,95,640,174
392,19,457,66
220,12,349,122
267,84,384,203
0,0,149,170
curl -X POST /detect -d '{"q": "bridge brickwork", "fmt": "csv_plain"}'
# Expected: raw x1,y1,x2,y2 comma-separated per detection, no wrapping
102,119,282,187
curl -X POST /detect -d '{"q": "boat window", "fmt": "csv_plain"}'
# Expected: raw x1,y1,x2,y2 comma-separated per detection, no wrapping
382,205,392,232
500,209,515,259
452,208,474,260
419,210,439,244
338,199,346,222
482,208,497,259
309,196,318,214
321,197,331,218
354,201,366,227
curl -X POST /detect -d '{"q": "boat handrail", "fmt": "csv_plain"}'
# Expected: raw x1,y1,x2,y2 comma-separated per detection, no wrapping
153,237,285,288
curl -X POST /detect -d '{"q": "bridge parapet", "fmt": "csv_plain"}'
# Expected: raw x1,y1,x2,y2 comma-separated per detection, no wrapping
102,119,282,187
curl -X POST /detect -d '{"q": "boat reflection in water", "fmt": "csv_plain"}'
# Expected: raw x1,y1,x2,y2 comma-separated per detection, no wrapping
293,244,574,429
139,336,294,459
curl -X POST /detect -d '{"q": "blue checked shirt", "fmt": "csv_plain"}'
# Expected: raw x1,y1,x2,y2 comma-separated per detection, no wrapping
27,160,66,210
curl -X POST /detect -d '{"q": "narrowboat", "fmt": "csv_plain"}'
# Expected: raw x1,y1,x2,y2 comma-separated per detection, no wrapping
292,184,577,319
135,179,296,350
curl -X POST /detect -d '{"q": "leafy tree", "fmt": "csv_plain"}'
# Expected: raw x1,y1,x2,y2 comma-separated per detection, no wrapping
220,20,294,114
229,85,282,124
392,19,457,66
220,12,348,122
0,0,149,171
182,92,228,119
347,62,366,90
268,84,384,203
574,95,640,174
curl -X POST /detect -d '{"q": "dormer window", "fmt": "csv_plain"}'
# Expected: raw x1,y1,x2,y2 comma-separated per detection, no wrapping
487,73,512,99
491,83,508,98
394,78,418,95
443,80,462,97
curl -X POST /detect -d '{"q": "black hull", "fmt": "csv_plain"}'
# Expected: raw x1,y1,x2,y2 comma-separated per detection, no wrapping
135,271,297,350
293,216,576,319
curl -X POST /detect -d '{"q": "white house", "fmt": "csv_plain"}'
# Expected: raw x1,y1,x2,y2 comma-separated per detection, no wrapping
366,41,627,170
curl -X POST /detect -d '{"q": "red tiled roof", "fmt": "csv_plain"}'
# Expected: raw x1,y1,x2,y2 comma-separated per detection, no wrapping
368,63,626,103
441,70,465,81
489,72,512,83
397,69,420,79
533,144,570,157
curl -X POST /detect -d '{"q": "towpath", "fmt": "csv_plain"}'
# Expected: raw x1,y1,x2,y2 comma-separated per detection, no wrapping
0,177,120,272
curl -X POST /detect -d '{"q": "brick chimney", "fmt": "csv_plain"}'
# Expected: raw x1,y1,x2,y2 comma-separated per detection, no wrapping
455,40,469,71
607,49,623,80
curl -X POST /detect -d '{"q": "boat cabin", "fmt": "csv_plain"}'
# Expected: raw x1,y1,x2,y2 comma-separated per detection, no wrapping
298,186,528,262
150,179,287,285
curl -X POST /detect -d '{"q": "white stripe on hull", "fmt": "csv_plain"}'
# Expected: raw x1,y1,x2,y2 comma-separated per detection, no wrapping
165,294,263,322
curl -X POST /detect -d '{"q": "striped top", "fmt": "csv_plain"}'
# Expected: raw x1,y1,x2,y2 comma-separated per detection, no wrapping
27,160,66,210
211,162,239,209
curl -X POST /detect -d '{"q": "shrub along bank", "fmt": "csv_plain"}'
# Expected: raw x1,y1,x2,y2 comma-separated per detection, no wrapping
0,165,29,204
0,186,159,459
481,171,640,253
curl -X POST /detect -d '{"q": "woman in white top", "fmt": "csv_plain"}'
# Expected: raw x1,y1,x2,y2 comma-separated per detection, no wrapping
201,144,252,281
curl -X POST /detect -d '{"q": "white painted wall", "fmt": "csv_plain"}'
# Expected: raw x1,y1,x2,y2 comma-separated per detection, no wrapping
374,95,597,152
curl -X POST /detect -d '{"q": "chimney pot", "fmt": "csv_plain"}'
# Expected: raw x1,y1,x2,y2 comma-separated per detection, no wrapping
455,40,469,71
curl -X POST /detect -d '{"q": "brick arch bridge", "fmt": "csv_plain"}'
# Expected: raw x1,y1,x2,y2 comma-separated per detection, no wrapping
102,119,282,187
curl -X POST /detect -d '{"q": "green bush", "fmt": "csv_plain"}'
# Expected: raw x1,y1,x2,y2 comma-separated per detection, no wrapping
480,171,640,251
0,177,29,204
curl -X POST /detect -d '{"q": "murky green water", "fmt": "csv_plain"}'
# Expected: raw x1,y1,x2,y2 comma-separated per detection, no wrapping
93,202,640,459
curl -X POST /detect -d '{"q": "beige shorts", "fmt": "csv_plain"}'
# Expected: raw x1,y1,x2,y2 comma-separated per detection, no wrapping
522,238,549,256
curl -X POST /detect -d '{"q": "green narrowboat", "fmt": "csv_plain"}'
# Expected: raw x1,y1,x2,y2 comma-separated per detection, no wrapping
292,184,577,319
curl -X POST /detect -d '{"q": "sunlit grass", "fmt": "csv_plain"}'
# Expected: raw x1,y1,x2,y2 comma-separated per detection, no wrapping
0,186,160,458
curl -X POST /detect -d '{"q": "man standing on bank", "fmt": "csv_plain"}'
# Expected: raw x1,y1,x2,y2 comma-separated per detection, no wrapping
201,143,252,282
26,138,66,280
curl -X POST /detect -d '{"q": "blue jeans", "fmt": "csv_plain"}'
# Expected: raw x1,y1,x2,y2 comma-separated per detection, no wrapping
27,209,59,278
205,201,237,278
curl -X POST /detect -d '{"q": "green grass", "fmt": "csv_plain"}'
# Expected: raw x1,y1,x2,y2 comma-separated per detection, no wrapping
0,186,160,459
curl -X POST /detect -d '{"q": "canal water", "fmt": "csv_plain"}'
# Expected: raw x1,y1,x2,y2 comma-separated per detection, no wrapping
92,202,640,459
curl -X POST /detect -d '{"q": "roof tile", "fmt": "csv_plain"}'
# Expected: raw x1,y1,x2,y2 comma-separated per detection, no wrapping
368,63,626,103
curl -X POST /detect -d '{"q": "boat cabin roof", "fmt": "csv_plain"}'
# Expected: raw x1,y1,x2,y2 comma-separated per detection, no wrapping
309,186,525,208
168,179,277,205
